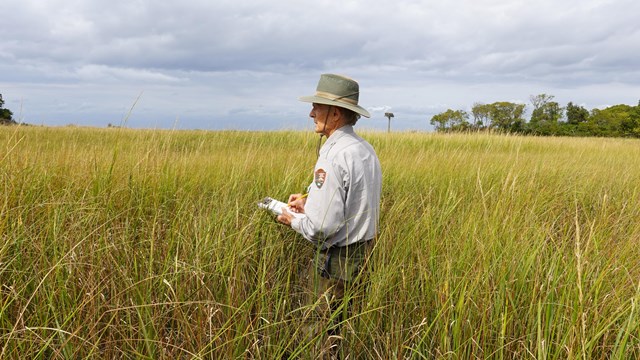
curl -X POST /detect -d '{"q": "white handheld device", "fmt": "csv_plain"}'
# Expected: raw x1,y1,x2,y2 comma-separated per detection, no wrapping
258,197,306,219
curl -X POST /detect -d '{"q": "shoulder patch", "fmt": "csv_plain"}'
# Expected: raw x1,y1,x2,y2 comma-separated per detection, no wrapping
314,168,327,189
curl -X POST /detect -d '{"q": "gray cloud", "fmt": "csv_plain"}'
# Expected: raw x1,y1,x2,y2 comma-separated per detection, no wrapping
1,0,639,130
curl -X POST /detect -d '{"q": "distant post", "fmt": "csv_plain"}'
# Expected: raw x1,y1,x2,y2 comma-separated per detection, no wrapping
385,112,394,133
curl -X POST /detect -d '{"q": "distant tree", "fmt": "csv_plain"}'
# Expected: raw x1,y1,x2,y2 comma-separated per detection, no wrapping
0,94,17,125
430,112,448,132
629,101,640,137
530,94,563,124
554,102,591,136
430,109,470,132
617,103,640,137
588,104,634,137
528,94,563,135
486,102,526,132
471,103,492,129
565,102,589,125
529,94,555,113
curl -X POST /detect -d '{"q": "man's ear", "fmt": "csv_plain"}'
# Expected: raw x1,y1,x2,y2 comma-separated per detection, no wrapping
331,107,341,122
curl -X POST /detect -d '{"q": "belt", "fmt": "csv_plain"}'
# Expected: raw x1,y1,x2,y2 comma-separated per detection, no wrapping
327,238,374,251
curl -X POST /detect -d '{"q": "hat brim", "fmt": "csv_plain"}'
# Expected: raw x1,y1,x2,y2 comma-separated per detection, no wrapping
299,95,371,118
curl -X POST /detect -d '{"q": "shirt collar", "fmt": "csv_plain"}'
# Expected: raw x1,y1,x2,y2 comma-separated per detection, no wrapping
320,125,353,155
327,125,353,143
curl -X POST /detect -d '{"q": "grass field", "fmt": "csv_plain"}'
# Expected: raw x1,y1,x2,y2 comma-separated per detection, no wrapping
1,126,639,359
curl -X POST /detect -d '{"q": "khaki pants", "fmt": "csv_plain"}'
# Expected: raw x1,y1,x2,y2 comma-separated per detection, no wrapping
296,241,374,359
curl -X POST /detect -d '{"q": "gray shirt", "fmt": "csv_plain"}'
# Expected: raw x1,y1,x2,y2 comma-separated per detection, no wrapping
291,125,382,249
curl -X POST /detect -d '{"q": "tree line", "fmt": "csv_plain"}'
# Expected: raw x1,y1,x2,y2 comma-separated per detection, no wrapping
430,94,640,138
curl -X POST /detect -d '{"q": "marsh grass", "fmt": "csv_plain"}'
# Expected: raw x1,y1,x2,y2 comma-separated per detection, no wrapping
1,126,639,358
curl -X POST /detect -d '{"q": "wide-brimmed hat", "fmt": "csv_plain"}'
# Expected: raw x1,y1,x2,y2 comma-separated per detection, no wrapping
299,74,370,118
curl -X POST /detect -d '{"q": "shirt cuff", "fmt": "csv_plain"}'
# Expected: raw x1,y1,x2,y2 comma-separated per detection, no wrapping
290,217,302,233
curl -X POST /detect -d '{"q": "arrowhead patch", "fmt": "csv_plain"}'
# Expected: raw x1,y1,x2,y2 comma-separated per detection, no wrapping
314,168,327,189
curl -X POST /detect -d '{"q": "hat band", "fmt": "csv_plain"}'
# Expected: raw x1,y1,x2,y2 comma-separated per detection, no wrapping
315,91,358,106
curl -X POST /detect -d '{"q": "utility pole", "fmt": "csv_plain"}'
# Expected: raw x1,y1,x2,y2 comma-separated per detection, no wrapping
384,112,394,133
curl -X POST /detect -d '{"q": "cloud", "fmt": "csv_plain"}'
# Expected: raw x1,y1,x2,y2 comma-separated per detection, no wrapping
1,0,640,130
75,65,185,83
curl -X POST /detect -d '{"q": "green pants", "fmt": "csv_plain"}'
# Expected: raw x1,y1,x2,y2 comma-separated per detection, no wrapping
315,240,374,282
297,240,374,358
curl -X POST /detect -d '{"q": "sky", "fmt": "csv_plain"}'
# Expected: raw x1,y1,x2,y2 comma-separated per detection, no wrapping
1,0,639,132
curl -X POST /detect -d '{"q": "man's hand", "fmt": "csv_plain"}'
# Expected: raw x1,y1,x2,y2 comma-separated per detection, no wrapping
276,208,294,226
276,193,307,226
287,193,307,213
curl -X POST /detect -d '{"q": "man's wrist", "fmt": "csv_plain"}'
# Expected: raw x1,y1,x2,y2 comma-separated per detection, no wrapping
290,217,301,232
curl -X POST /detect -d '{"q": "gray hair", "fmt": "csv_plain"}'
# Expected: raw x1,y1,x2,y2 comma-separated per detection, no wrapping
338,107,360,126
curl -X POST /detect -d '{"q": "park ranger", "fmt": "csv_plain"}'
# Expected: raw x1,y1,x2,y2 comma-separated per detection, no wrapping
277,73,382,357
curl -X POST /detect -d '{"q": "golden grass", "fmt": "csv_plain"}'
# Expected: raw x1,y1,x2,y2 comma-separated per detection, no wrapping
1,126,639,358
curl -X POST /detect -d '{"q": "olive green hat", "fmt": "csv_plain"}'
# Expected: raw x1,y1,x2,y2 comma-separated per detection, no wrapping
299,74,370,118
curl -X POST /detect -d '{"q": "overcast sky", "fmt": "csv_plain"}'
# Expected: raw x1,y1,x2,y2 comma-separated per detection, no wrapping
1,0,639,131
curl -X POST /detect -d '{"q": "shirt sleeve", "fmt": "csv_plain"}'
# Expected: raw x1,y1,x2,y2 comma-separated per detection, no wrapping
291,158,347,247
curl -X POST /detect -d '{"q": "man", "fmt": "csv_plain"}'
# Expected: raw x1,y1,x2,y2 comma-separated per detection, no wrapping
277,74,382,356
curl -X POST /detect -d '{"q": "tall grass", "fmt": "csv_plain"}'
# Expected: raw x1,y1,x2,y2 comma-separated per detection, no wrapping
1,126,639,358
